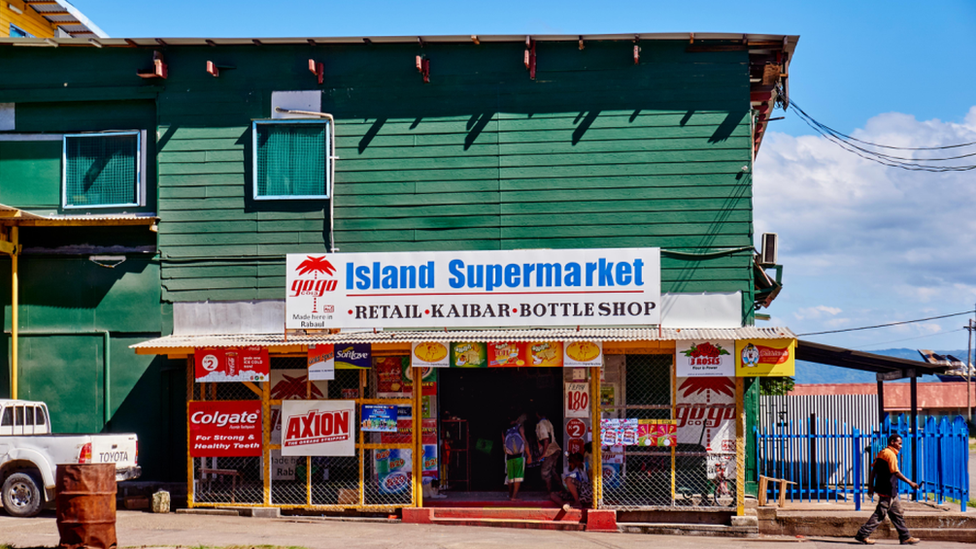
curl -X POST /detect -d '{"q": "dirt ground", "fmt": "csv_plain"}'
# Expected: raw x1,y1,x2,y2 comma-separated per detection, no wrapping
1,510,975,549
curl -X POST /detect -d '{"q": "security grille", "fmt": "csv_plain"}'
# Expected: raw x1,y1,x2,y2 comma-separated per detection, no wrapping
600,354,734,510
63,132,141,208
190,361,265,505
253,120,330,200
189,355,415,510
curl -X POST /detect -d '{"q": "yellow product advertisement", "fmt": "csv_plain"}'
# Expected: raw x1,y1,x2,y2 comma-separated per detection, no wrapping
526,341,563,367
734,339,795,377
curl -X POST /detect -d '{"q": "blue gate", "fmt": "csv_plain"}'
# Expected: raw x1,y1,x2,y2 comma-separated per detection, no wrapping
755,415,970,511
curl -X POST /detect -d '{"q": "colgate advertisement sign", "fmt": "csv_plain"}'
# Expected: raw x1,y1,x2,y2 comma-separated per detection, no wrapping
281,400,355,456
735,339,795,377
194,347,269,383
676,340,734,377
189,401,262,457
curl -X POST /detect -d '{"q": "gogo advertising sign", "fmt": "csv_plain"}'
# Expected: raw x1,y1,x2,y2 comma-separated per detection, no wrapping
675,340,734,377
285,248,661,329
281,400,355,456
735,339,795,377
189,400,262,457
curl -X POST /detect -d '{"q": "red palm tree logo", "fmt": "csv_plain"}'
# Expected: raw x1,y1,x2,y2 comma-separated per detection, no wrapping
293,256,337,313
678,377,734,398
296,256,336,277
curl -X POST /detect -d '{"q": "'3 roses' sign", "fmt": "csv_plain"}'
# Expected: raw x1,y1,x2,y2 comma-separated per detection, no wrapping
675,340,734,377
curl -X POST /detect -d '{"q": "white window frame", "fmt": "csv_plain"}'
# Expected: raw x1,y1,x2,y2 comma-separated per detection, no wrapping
251,119,332,201
9,24,33,38
61,130,147,209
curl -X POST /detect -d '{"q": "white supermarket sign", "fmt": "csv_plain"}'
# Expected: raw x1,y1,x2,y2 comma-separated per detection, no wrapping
286,248,661,330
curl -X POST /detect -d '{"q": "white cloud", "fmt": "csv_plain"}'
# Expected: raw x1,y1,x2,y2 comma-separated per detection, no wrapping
793,305,842,320
755,108,976,349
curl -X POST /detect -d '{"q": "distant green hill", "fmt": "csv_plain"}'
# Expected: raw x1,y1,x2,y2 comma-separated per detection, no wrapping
795,348,969,385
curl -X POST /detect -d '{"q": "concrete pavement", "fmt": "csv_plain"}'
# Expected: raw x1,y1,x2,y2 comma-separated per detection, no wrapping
1,510,975,549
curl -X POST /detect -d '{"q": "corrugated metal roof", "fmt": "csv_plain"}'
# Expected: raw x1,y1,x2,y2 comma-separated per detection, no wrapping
23,0,107,38
131,326,796,350
0,203,157,226
0,33,798,50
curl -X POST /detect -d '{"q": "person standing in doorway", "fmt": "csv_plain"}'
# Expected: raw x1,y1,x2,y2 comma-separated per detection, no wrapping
503,415,531,501
855,434,920,545
535,410,561,493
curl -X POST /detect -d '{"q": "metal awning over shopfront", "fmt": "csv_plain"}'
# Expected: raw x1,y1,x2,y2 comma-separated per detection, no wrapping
132,326,796,356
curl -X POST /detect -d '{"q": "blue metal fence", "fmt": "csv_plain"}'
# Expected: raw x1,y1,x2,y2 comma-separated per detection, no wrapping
755,415,970,512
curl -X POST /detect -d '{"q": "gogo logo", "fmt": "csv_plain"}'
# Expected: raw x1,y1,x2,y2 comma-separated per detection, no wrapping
291,256,338,299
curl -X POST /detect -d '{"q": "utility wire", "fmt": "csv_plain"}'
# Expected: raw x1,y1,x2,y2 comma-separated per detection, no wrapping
797,310,974,336
780,88,976,172
857,328,966,350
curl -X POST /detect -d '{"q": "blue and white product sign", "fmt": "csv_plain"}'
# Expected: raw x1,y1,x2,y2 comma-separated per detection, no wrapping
361,404,398,432
376,448,412,494
285,248,661,329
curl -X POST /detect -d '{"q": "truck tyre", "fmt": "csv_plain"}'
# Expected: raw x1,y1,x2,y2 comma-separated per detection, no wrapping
2,472,44,517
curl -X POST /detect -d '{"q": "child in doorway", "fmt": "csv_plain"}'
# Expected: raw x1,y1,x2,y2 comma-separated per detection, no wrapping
550,452,591,510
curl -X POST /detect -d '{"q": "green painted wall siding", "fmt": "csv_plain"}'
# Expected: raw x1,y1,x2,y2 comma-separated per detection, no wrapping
0,100,158,215
0,41,755,304
0,257,184,480
140,42,754,302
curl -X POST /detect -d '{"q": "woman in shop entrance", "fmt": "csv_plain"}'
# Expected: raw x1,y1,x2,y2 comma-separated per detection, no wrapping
503,414,531,501
535,409,561,493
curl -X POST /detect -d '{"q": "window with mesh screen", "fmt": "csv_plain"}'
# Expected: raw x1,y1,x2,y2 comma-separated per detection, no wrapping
253,120,331,200
63,132,141,208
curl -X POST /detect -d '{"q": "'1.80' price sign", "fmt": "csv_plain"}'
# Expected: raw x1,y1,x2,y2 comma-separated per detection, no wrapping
565,382,590,418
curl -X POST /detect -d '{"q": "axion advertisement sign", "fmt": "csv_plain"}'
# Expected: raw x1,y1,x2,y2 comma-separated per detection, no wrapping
189,401,262,457
675,340,734,377
281,400,355,456
735,339,795,377
285,248,661,329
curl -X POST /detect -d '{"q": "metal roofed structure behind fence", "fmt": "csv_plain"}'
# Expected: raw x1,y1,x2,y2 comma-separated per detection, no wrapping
796,340,952,376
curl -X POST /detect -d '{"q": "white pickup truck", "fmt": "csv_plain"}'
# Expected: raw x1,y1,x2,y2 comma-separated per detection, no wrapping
0,399,141,517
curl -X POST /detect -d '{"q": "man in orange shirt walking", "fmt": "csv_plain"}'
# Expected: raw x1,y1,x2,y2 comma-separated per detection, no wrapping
855,434,920,545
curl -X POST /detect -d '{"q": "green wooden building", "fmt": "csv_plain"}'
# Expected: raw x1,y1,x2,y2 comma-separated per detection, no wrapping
0,33,794,507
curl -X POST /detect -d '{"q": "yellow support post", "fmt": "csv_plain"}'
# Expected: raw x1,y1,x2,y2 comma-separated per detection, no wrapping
10,226,18,400
186,358,195,508
589,367,602,506
735,377,746,516
359,368,366,506
263,379,271,506
671,353,677,503
412,366,423,508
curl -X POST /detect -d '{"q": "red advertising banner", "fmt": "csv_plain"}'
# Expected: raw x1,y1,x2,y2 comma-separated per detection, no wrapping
189,400,262,457
487,342,527,367
194,346,269,383
380,418,437,444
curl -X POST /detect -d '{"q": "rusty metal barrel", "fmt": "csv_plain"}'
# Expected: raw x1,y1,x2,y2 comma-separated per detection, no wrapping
56,464,118,549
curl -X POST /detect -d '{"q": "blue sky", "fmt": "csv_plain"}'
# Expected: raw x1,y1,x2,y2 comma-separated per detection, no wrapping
71,0,976,353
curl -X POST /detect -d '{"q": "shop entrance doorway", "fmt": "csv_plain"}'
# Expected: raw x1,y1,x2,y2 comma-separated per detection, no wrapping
439,367,563,492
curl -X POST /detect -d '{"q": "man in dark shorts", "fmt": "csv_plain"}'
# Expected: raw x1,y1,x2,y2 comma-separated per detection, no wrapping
855,434,920,545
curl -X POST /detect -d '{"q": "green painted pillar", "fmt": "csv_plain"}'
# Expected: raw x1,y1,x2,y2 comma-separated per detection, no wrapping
743,376,759,496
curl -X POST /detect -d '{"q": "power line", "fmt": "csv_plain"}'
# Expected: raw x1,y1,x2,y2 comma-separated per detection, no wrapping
797,310,974,336
781,90,976,172
857,328,966,350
